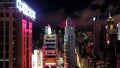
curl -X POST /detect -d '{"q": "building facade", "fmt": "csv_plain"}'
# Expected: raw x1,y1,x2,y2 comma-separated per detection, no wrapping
64,17,76,68
32,49,42,68
104,13,117,68
42,25,58,68
0,0,35,68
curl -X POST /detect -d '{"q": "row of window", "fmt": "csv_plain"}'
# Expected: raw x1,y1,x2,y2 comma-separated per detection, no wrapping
0,21,16,27
22,14,32,22
0,36,16,43
0,12,15,18
0,31,16,35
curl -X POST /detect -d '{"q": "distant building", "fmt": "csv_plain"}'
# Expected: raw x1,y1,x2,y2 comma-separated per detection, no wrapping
42,25,58,68
32,49,42,68
117,23,120,40
64,17,76,68
0,0,35,68
104,13,117,68
58,29,64,57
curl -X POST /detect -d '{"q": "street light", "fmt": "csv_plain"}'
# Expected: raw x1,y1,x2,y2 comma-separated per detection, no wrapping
93,16,97,22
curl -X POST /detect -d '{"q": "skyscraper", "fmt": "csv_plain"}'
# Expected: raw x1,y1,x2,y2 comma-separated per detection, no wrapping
0,0,35,68
42,25,58,68
64,17,76,68
105,13,117,68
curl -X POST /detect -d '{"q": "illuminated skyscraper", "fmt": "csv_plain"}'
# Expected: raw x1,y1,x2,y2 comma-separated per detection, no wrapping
64,17,76,68
104,13,117,68
0,0,35,68
32,49,42,68
42,25,58,68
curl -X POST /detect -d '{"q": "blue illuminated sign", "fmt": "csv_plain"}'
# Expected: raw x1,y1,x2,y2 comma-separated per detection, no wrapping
16,0,35,20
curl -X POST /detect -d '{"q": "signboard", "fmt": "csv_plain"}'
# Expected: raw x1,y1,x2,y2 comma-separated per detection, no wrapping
45,58,56,63
16,0,35,20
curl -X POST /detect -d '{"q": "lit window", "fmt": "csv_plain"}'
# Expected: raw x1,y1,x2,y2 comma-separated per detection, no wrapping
0,42,2,45
12,41,14,45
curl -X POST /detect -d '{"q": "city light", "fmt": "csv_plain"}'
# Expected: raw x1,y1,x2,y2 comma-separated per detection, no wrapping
45,63,56,65
16,0,36,20
93,16,96,21
45,24,52,35
117,23,120,40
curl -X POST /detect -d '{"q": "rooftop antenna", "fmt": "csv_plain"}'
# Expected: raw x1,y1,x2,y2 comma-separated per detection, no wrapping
109,11,112,18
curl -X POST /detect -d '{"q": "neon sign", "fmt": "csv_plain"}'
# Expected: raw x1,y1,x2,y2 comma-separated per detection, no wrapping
16,0,35,20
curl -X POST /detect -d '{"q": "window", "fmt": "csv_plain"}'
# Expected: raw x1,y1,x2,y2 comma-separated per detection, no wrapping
0,12,4,17
5,31,9,35
0,45,3,52
45,55,56,58
0,37,3,41
45,40,56,42
6,12,9,17
22,15,26,20
5,21,9,28
5,37,9,42
0,31,3,35
13,13,15,18
0,21,3,27
45,44,55,46
13,31,16,35
13,22,15,27
5,21,9,34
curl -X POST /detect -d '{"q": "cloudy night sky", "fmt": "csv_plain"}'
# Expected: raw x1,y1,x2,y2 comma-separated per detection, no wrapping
26,0,120,27
25,0,120,40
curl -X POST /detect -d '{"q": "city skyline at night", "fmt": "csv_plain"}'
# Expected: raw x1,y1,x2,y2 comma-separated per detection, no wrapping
0,0,120,68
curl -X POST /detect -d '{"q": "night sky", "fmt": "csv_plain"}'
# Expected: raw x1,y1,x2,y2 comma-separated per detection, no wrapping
25,0,120,40
27,0,120,26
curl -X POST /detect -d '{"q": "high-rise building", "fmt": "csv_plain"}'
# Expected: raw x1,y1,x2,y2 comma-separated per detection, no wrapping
0,0,35,68
64,17,76,68
32,49,42,68
58,29,64,57
42,25,58,68
104,13,117,68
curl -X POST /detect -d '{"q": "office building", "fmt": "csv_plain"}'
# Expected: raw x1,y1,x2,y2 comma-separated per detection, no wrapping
64,17,76,68
42,25,58,68
104,13,117,68
0,0,35,68
32,49,42,68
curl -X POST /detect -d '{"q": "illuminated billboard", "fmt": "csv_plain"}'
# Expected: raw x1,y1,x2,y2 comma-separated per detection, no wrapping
16,0,35,20
45,58,56,63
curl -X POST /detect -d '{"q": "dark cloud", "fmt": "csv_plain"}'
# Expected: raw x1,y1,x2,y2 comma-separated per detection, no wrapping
90,0,105,6
32,0,120,28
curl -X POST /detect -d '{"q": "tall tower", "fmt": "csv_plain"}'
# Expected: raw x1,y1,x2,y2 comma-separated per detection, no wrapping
42,25,58,68
64,17,76,68
0,0,35,68
105,13,117,68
